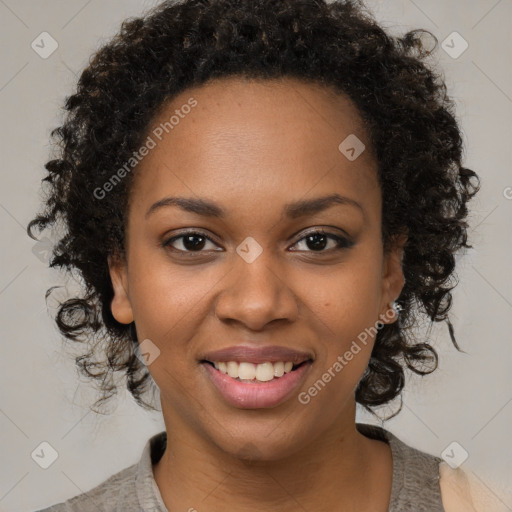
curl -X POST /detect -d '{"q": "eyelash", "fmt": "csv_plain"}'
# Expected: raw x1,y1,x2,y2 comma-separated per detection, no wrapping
162,229,354,256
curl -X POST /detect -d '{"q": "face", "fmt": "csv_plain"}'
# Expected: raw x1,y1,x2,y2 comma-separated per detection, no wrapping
109,76,405,460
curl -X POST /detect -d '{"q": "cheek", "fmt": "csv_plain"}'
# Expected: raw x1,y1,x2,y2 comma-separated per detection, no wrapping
303,252,383,338
296,279,379,424
127,252,219,360
126,263,216,412
297,249,383,391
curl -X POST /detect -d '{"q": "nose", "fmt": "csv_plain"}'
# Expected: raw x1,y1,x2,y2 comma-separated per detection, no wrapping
214,248,299,331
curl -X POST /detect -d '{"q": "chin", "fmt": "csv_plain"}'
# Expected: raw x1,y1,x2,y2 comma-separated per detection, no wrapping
204,416,314,463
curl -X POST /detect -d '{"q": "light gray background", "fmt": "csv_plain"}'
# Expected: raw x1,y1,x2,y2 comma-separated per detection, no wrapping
0,1,511,511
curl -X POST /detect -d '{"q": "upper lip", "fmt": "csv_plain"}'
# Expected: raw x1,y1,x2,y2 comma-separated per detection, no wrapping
200,345,314,365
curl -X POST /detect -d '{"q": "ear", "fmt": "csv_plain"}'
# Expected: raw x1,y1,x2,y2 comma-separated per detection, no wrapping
108,254,134,324
379,232,407,325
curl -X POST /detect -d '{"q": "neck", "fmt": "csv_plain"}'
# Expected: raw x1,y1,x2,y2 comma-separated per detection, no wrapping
152,403,392,511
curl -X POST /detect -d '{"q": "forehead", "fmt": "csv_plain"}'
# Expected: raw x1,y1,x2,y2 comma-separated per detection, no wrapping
129,76,380,219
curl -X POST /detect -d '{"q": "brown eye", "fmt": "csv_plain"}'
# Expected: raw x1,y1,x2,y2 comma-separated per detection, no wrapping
303,233,330,251
164,232,220,253
291,230,354,252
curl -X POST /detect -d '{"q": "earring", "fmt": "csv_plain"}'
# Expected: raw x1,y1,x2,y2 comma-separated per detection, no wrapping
390,300,402,317
378,301,402,328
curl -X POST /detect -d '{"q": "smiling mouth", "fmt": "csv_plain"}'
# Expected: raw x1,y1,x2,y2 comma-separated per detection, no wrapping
202,360,311,382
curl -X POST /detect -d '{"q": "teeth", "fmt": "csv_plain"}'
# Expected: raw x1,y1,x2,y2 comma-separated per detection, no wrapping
238,362,256,380
212,361,297,381
273,361,285,378
226,361,238,378
255,362,274,382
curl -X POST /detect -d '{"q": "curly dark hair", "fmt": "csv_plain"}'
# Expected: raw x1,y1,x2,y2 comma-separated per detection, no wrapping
27,0,479,418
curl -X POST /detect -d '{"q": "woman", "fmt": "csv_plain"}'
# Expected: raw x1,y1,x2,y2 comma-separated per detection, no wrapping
29,0,495,510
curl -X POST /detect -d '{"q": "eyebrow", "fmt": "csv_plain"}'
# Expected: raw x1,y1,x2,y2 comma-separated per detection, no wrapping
145,193,363,220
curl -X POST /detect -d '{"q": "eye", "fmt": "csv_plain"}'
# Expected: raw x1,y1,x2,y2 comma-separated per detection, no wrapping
163,228,353,255
163,231,221,253
291,229,353,252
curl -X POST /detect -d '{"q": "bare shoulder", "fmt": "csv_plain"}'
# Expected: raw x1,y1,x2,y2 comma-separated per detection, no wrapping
439,462,511,512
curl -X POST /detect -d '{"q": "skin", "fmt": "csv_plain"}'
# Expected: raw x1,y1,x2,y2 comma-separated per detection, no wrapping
109,76,407,511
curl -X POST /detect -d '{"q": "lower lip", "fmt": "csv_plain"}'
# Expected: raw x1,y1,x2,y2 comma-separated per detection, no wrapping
202,362,312,409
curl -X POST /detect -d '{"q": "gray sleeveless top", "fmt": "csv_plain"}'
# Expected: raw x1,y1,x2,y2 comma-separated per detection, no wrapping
356,422,445,511
36,422,445,511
